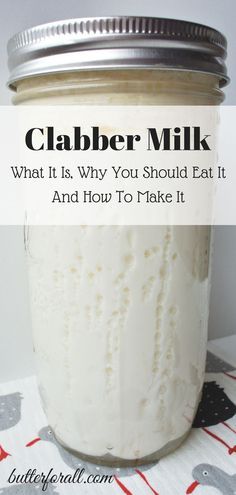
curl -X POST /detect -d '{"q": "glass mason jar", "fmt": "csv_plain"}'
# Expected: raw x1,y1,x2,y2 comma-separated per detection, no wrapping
8,17,228,466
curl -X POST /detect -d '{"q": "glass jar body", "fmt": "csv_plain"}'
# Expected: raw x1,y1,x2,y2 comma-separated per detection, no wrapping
15,69,222,466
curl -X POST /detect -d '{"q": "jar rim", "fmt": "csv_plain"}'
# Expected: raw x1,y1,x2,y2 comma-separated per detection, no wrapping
7,16,229,90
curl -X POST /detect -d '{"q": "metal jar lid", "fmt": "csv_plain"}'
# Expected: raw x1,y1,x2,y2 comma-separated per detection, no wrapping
7,16,229,90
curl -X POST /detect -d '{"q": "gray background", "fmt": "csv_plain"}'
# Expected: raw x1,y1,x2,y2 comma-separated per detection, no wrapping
0,0,235,382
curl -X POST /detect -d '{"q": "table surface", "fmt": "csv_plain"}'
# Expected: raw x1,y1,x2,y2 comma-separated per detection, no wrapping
208,334,236,366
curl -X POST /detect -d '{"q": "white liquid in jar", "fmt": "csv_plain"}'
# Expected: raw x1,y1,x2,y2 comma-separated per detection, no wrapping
19,70,219,463
27,225,210,460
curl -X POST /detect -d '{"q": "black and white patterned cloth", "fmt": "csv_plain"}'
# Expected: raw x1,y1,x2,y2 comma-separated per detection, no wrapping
0,350,235,495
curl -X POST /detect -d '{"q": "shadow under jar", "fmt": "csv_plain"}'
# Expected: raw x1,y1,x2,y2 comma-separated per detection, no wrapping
7,16,229,466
